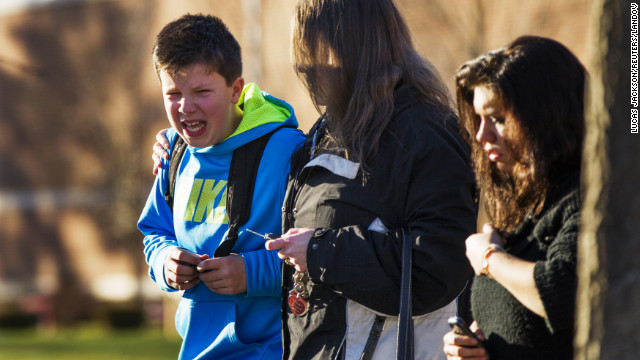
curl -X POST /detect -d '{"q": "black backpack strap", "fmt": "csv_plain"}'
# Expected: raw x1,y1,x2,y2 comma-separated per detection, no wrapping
282,118,325,231
164,135,188,211
214,128,282,257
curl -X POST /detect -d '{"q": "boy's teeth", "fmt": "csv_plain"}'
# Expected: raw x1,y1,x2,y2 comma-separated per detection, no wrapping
186,121,204,131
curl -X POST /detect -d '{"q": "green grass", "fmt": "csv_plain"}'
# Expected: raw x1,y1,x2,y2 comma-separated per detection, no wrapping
0,325,182,360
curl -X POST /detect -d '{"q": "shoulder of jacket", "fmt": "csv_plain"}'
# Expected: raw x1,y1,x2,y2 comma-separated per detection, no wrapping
389,104,461,150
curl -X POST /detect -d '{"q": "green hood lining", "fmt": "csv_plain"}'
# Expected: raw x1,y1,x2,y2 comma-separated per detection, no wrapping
228,83,291,138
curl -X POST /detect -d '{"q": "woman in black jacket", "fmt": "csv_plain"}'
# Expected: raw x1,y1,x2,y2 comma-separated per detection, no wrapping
264,0,477,359
442,36,586,360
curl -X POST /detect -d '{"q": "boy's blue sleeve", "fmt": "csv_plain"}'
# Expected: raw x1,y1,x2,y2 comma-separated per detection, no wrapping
138,164,179,293
243,249,282,297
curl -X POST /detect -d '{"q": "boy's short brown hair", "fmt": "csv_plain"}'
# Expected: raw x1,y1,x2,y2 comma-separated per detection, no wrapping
152,13,242,85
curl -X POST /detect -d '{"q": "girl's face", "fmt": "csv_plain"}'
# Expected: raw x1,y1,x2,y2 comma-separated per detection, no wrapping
473,86,516,173
297,65,329,106
296,46,341,109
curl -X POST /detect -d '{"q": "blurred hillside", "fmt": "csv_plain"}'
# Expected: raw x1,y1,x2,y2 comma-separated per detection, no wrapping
0,0,589,329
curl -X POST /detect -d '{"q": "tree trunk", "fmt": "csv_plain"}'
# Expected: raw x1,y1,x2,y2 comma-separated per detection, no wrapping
575,0,639,359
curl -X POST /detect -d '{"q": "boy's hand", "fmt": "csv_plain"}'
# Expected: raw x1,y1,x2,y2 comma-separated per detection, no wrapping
152,128,170,175
164,247,209,290
197,254,247,295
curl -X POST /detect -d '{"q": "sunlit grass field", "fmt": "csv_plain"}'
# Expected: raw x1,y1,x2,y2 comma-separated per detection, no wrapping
0,326,181,360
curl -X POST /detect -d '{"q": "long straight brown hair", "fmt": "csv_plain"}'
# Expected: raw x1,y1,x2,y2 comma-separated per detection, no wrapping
292,0,453,167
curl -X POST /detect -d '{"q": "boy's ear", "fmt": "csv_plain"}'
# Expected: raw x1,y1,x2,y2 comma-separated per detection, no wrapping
231,77,244,103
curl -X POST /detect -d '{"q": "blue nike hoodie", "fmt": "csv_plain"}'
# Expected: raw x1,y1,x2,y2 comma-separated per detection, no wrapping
138,83,305,360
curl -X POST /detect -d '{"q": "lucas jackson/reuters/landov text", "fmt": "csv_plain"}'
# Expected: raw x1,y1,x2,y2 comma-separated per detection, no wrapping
631,2,638,133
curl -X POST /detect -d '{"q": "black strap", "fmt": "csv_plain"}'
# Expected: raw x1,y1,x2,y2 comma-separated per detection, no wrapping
164,136,188,211
214,128,280,257
359,229,414,360
282,118,326,232
164,128,281,257
396,228,414,360
360,315,386,360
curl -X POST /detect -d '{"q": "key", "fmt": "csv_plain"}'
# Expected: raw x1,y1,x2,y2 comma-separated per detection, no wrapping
246,229,277,240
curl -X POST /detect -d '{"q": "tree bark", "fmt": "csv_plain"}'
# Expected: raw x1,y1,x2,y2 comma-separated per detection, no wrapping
575,0,639,359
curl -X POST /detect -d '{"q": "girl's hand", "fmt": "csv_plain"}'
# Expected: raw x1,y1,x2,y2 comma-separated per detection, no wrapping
265,228,314,272
152,128,170,175
465,223,505,275
442,321,487,360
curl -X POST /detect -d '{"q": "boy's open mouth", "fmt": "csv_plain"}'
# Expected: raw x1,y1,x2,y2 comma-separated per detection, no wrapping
182,120,206,136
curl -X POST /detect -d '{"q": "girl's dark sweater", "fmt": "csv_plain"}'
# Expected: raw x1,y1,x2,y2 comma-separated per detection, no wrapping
471,171,581,359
